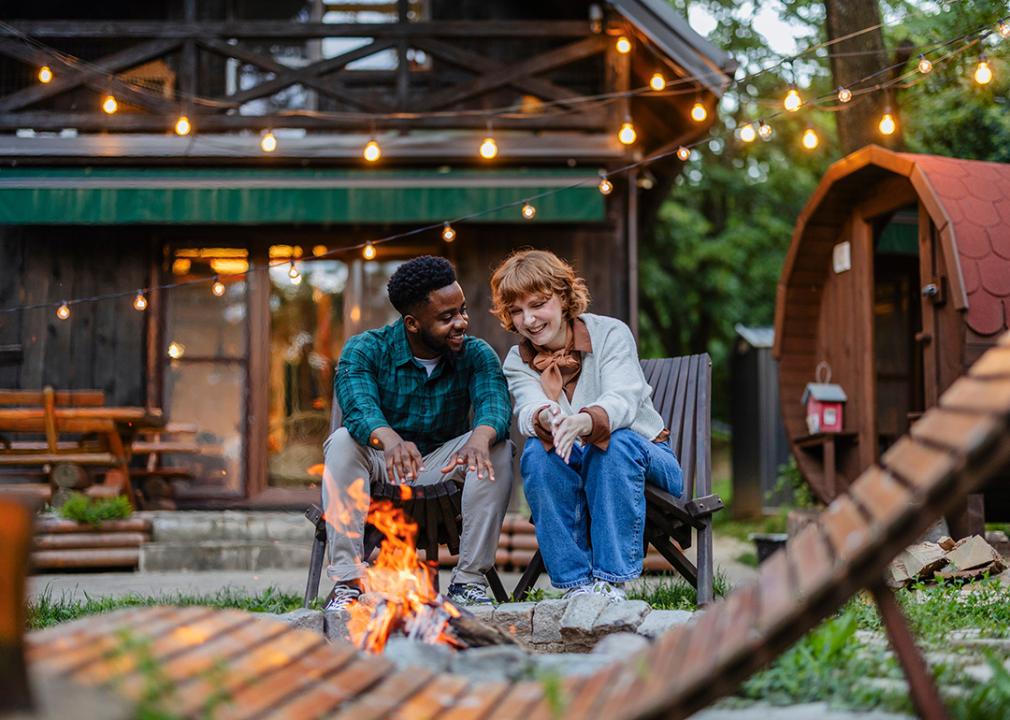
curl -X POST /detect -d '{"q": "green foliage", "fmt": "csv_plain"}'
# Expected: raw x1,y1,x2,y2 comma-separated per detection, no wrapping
958,652,1010,720
628,572,730,610
57,492,132,526
770,456,817,509
27,586,309,630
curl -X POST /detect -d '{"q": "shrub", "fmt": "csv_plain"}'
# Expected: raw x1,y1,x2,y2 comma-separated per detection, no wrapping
58,493,133,526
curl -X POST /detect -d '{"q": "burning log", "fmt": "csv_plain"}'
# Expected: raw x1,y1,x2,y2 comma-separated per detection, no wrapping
340,495,519,653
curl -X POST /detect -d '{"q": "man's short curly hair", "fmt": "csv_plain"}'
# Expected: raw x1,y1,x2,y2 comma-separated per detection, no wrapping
387,255,458,315
489,249,590,332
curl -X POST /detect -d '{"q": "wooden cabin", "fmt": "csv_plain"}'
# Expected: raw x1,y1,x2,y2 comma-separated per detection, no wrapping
774,145,1010,533
0,1,733,507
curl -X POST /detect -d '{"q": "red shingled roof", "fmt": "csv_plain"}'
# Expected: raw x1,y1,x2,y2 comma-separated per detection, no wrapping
902,152,1010,336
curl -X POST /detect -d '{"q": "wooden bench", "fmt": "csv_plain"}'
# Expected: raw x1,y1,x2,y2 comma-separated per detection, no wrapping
14,333,1010,720
513,354,724,605
0,387,133,503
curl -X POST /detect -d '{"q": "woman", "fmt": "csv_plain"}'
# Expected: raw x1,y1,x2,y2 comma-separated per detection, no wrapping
490,249,683,601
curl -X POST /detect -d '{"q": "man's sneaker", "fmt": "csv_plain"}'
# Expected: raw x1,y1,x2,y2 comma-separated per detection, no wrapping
562,584,594,600
324,580,363,611
592,580,627,603
446,582,493,606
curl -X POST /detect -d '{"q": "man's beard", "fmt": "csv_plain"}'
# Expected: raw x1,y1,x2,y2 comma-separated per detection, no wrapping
419,326,463,356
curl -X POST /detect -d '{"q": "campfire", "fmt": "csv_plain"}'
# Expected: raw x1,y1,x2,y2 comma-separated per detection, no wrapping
331,479,515,653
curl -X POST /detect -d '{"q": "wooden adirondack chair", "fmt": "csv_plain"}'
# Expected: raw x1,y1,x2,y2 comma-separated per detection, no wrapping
303,393,510,607
512,353,724,605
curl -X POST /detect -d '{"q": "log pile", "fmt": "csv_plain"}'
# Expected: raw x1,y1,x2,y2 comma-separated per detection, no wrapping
31,516,151,571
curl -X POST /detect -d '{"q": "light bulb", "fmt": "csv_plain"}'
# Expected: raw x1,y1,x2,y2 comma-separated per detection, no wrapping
918,55,933,74
598,174,613,195
878,111,897,136
975,58,993,85
615,36,632,54
784,88,802,112
212,278,226,297
363,139,381,162
649,72,665,92
618,120,637,145
441,222,456,242
837,87,852,103
999,21,1010,39
133,291,148,311
739,123,757,143
758,121,773,140
261,131,277,153
801,127,819,150
479,136,498,159
690,102,707,123
174,115,191,136
363,243,377,260
676,146,692,161
38,66,53,84
102,95,118,114
167,341,185,360
521,202,536,220
288,261,301,284
56,302,71,321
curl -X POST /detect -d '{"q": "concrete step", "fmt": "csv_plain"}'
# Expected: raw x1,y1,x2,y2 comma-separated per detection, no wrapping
143,510,313,543
140,540,310,572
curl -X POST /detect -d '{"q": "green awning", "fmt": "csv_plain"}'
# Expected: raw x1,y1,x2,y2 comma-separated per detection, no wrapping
0,167,605,225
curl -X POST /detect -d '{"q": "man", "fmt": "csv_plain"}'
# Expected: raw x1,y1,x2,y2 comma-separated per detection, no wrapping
322,255,513,609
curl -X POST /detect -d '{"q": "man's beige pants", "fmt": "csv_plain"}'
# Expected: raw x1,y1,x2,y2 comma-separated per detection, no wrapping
322,427,514,586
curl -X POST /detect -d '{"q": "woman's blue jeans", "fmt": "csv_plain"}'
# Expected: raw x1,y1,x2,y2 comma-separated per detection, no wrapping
521,428,685,589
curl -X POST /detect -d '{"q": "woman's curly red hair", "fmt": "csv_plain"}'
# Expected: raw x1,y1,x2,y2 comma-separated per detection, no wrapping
489,249,590,332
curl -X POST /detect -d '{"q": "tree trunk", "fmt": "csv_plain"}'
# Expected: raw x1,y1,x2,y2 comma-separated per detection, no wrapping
824,0,903,153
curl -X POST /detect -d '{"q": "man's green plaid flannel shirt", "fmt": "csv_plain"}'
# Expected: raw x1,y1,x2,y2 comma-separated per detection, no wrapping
334,318,511,455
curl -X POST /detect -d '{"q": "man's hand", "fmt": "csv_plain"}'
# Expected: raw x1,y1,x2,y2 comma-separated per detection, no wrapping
553,412,593,464
371,428,423,483
441,425,498,481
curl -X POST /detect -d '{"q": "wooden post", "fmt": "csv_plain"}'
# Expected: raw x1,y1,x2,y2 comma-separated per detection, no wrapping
0,496,35,713
870,580,949,720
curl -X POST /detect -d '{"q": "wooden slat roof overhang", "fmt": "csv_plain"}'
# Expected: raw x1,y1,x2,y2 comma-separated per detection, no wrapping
774,145,1010,357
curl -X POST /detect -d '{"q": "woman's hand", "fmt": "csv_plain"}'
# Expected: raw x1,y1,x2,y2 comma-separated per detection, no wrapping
538,405,563,432
553,412,593,463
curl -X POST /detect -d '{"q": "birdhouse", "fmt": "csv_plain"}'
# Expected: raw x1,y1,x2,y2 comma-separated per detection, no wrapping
801,383,847,434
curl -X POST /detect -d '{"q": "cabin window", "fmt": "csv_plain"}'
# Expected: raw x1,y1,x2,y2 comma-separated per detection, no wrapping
266,247,405,488
163,247,250,495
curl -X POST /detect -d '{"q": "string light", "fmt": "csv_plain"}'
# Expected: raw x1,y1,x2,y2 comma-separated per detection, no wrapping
918,54,933,74
690,101,707,122
363,242,377,260
363,138,381,162
260,130,277,153
56,302,70,320
758,121,773,141
974,55,993,85
837,86,852,103
878,108,897,136
174,115,191,136
211,277,226,296
479,135,498,159
615,36,632,54
521,202,536,220
167,341,185,360
617,118,637,145
999,20,1010,39
676,146,692,161
597,172,613,195
649,72,666,92
739,123,757,143
132,291,148,311
783,87,802,112
441,222,456,242
801,127,819,150
102,95,118,114
37,65,52,83
288,260,301,284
